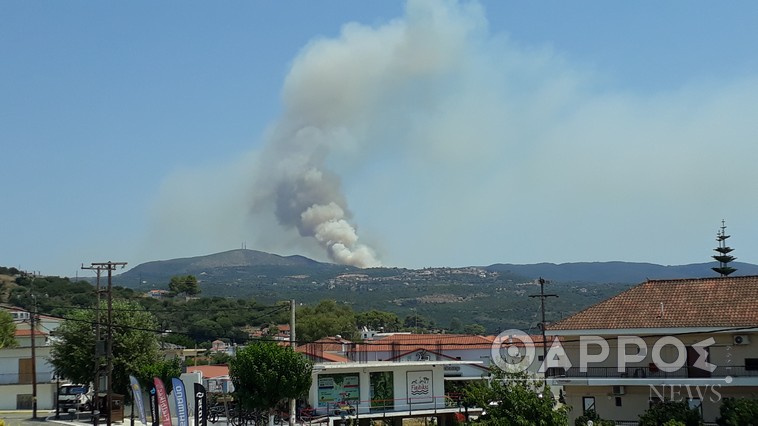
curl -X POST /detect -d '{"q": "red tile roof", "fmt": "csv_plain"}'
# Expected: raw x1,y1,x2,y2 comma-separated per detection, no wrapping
548,275,758,330
14,329,48,337
187,365,229,378
299,350,350,363
354,334,496,352
296,336,351,354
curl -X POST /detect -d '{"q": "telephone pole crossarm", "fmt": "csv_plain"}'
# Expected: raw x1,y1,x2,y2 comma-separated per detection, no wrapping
529,277,558,373
82,261,127,426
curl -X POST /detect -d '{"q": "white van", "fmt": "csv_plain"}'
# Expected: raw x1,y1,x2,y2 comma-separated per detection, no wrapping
58,384,94,411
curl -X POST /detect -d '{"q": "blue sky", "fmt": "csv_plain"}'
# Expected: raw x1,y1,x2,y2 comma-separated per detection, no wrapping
2,0,758,277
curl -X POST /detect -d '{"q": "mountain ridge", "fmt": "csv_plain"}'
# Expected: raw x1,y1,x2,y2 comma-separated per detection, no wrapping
113,249,758,287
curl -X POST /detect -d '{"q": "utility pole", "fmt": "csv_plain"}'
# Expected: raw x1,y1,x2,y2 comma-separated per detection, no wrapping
82,264,105,426
28,273,38,420
85,262,127,426
529,278,558,377
289,299,296,426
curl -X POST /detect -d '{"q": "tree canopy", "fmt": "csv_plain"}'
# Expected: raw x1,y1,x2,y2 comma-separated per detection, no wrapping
169,275,200,296
355,310,401,332
0,310,16,349
230,341,312,412
50,299,162,396
463,369,568,426
135,357,183,396
638,400,702,426
297,300,357,341
716,397,758,426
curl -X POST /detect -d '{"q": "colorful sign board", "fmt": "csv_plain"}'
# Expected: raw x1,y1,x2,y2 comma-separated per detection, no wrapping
317,374,360,407
406,370,433,404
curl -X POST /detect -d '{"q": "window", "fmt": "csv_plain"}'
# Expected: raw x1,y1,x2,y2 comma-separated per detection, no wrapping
746,358,758,371
615,396,622,407
583,397,595,414
688,398,703,417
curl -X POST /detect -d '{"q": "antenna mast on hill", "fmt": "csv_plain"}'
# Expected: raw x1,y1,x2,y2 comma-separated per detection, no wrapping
712,220,737,277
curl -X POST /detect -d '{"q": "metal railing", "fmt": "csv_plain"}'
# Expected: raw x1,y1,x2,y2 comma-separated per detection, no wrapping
546,365,758,379
319,394,466,417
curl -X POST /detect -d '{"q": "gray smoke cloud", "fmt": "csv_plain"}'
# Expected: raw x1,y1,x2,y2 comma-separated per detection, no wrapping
144,0,758,269
258,128,381,266
249,0,482,267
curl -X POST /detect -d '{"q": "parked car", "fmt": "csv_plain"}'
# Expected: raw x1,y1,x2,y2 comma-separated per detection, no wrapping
58,384,93,411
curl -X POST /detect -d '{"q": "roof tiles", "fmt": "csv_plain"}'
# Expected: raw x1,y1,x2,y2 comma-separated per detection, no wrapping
548,275,758,331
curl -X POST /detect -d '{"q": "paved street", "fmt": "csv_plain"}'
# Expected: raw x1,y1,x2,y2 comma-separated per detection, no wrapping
0,411,57,426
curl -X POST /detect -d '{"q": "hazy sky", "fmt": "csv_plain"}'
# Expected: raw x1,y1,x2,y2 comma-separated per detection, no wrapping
3,0,758,277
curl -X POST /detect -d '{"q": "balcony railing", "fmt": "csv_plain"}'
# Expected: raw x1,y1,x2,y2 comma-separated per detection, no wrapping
317,394,468,417
546,365,758,379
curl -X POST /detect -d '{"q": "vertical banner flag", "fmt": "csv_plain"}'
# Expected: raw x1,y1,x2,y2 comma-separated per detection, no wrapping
148,384,159,426
154,377,173,426
171,378,189,426
129,375,148,425
193,383,208,426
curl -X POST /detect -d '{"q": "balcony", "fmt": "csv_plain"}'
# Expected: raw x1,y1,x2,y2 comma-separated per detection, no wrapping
546,365,758,380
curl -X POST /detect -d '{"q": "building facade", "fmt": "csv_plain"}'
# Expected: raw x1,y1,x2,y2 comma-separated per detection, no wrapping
545,276,758,424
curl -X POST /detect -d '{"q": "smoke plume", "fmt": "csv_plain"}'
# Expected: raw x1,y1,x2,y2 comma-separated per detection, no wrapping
249,0,484,267
146,0,758,269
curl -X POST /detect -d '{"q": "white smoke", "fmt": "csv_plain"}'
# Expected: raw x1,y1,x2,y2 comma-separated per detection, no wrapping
247,0,486,268
145,0,758,269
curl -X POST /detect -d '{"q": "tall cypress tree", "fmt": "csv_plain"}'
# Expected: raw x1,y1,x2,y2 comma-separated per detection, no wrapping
712,220,737,277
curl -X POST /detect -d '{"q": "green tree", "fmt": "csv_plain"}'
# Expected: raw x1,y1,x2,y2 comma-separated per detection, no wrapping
135,357,183,396
230,342,312,423
575,409,615,426
449,317,463,333
355,310,401,332
297,300,357,341
463,369,568,426
403,312,434,332
188,319,224,342
0,310,16,349
715,397,758,425
169,275,200,296
463,323,486,335
50,299,162,397
638,400,702,426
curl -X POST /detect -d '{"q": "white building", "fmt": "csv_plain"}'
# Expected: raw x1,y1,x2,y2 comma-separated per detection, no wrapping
546,275,758,424
308,360,482,426
0,306,62,410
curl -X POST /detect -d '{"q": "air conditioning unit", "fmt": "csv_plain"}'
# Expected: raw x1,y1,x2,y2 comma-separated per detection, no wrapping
612,385,625,395
733,335,751,345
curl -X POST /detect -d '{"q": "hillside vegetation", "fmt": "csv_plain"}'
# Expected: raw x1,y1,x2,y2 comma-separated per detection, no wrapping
9,250,748,344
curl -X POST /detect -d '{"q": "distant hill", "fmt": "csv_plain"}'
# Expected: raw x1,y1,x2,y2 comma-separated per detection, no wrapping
485,261,758,284
111,249,758,289
114,249,353,288
81,249,758,333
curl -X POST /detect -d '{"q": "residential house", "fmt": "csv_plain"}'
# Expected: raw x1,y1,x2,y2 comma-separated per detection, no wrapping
347,333,548,380
296,336,352,363
545,275,758,424
0,306,63,410
186,365,235,394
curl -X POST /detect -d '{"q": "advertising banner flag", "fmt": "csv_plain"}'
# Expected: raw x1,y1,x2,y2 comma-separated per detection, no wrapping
171,378,189,426
154,377,173,426
129,375,148,425
148,383,159,426
193,383,208,426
